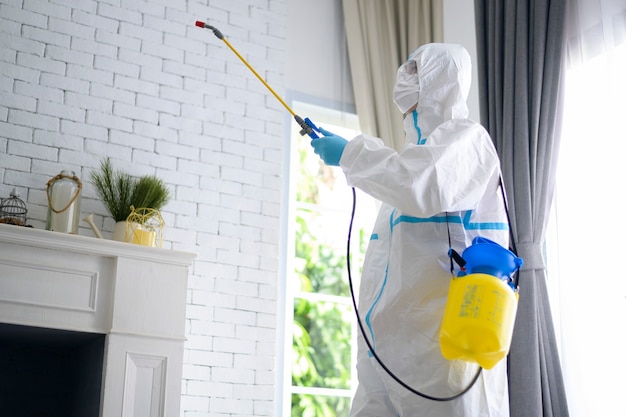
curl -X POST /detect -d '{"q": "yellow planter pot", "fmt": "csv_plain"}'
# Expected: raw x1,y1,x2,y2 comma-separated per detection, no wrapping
112,221,157,247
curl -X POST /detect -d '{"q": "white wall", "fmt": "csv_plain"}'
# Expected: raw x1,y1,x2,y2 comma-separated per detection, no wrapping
443,0,480,121
286,0,354,110
0,1,286,416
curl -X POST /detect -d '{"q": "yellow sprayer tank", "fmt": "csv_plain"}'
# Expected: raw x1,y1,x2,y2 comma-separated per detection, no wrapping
439,237,523,369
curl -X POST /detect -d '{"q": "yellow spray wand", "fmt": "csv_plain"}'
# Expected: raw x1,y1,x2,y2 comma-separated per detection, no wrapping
195,20,320,139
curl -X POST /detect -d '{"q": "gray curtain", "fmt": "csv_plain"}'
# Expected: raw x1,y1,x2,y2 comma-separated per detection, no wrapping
342,0,443,150
474,1,570,416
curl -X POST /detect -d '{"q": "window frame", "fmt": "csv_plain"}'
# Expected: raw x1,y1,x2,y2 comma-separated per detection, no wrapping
277,98,373,417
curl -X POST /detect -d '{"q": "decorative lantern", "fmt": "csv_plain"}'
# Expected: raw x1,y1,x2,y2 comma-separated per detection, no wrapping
46,170,82,234
125,206,164,248
0,188,28,226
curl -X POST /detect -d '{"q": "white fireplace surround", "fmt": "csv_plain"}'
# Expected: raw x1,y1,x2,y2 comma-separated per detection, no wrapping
0,224,195,417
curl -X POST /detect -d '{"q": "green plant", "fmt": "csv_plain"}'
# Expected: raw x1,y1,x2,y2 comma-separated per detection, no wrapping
90,158,170,222
132,175,170,212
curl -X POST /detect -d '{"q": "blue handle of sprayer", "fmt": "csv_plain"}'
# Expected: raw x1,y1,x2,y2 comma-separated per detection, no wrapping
295,115,321,139
304,118,320,139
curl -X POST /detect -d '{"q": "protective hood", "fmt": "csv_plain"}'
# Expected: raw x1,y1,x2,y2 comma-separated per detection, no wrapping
393,43,472,139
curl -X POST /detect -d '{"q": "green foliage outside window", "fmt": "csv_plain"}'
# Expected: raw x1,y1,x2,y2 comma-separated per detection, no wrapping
291,131,354,416
292,299,352,389
291,393,351,417
291,210,353,416
294,212,350,296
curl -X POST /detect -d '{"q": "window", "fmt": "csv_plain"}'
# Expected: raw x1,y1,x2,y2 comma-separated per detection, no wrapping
546,39,626,417
280,101,378,417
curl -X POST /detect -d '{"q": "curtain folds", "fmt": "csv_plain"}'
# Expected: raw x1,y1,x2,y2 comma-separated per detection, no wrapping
342,0,443,150
474,1,570,416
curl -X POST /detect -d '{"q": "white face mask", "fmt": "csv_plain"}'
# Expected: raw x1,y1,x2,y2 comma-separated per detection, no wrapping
403,110,425,145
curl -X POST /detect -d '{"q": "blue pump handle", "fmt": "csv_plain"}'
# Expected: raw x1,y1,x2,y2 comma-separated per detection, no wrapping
304,117,320,139
294,115,321,139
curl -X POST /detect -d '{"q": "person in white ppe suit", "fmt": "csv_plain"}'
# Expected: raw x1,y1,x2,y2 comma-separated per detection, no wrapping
311,43,510,416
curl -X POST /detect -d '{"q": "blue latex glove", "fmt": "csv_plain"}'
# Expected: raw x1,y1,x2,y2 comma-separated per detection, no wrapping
310,127,348,166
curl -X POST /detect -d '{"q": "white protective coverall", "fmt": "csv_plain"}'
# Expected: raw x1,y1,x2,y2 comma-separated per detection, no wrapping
341,44,510,416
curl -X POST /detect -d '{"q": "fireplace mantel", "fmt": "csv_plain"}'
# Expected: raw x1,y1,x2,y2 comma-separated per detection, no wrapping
0,224,195,417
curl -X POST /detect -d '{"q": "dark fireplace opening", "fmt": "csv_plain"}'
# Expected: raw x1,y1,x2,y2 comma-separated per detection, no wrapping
0,322,105,417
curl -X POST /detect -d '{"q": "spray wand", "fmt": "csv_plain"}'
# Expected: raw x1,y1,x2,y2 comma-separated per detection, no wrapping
195,20,321,139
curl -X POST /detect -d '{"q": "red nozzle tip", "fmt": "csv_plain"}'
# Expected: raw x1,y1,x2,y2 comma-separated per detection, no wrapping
195,21,205,28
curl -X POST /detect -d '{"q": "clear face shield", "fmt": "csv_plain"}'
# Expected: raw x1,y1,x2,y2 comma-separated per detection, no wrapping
393,59,419,115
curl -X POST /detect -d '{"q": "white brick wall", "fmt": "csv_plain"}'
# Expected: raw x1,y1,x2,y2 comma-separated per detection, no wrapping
0,0,286,415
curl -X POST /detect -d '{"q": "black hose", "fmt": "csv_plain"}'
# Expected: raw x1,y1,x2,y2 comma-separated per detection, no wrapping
345,186,482,402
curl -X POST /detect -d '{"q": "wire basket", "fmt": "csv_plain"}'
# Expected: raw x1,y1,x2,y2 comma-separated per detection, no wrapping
125,207,164,248
0,188,27,226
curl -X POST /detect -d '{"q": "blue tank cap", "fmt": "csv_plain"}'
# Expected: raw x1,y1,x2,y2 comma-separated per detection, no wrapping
461,236,523,280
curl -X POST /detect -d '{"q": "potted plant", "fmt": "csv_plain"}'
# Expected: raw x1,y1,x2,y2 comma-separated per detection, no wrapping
90,158,170,246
